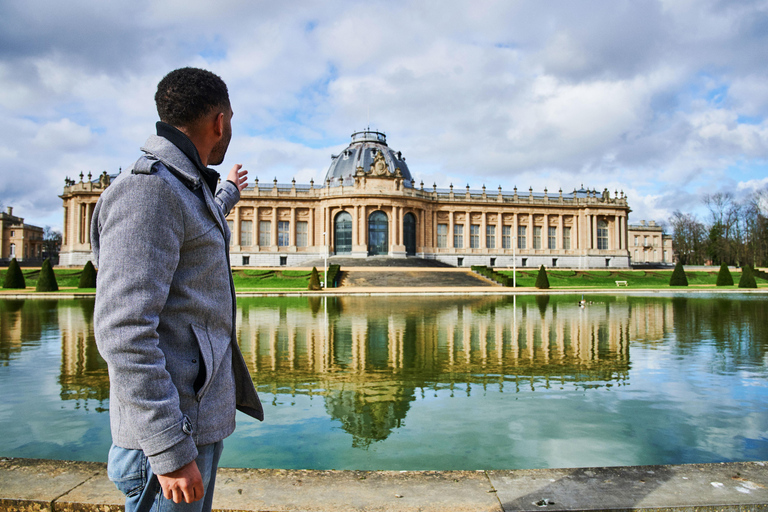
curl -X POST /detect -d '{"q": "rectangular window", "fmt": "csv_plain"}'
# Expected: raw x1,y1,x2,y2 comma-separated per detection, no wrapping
517,226,526,249
227,220,234,246
563,227,571,250
486,225,496,249
240,220,252,246
259,221,271,246
278,221,290,247
296,221,308,247
533,226,542,249
548,226,557,249
453,225,464,249
470,224,480,248
598,222,609,250
437,224,448,248
502,225,511,249
634,236,639,246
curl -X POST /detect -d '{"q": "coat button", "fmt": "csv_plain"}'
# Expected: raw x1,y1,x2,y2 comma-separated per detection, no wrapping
182,417,193,435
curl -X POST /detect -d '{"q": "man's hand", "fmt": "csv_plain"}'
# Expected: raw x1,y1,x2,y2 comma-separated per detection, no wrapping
227,164,248,192
157,460,204,504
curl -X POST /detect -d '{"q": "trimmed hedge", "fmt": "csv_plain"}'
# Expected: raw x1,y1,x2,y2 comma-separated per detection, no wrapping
3,258,25,289
535,265,550,289
471,265,513,286
35,258,59,292
326,264,341,288
669,261,688,286
739,265,757,289
78,261,97,288
715,262,733,286
308,267,321,290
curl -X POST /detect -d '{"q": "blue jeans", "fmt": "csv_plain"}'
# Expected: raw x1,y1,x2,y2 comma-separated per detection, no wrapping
107,441,223,512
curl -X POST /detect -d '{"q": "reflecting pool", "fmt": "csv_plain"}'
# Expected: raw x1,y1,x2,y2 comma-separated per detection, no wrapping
1,294,767,470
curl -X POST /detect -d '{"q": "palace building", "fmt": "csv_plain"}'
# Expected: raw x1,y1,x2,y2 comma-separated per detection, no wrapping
1,207,44,265
59,130,632,268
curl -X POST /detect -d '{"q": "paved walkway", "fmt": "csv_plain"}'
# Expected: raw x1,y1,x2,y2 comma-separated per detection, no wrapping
2,457,768,511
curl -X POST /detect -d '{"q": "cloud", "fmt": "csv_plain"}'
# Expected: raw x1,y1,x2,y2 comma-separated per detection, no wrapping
1,0,768,231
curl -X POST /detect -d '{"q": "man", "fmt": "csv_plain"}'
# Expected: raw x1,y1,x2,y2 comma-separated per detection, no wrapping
92,67,263,512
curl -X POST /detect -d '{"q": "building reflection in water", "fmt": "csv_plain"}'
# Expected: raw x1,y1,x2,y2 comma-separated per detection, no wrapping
58,299,109,410
0,295,681,449
235,295,666,447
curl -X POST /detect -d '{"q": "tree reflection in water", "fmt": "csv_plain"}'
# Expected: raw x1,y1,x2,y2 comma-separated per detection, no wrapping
2,294,767,459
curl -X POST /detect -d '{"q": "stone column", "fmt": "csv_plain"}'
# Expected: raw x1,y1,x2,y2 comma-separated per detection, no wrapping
254,207,260,247
290,207,297,248
497,212,503,251
559,215,564,250
449,211,455,249
352,205,358,247
528,213,534,249
233,206,241,246
481,212,487,249
544,214,549,250
271,207,278,247
307,206,313,247
513,213,518,249
592,215,598,250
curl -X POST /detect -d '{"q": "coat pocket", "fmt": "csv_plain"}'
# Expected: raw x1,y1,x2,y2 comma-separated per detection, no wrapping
190,323,229,402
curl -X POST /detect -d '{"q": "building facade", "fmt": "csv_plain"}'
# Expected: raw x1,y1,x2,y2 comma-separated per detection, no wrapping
1,207,44,265
59,130,632,268
627,220,674,265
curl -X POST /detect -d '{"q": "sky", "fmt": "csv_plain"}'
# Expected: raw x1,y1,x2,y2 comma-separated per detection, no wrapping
1,0,767,232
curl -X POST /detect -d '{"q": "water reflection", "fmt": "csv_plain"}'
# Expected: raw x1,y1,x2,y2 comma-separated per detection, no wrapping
237,295,643,445
1,294,767,464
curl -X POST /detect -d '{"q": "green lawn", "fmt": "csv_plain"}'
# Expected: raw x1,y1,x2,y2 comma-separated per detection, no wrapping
496,269,763,289
0,266,763,292
0,267,318,291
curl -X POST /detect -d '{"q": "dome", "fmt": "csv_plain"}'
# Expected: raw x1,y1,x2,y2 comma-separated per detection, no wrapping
323,130,413,187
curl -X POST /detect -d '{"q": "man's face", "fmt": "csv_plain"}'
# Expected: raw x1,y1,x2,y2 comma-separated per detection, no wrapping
209,107,232,166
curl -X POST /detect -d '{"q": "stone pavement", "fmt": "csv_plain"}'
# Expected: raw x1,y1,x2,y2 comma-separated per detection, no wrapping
3,457,768,512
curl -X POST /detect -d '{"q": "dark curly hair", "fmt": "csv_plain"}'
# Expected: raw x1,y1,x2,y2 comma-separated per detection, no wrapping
155,67,230,127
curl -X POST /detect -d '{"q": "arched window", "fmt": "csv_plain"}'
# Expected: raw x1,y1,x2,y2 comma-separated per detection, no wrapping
334,211,352,254
368,211,388,256
597,219,609,250
403,212,416,256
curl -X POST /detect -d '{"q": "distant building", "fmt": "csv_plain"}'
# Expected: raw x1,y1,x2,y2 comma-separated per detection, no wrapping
627,220,674,265
1,206,44,265
59,130,634,268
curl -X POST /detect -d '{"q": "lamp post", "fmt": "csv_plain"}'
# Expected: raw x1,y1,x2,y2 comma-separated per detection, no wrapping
512,235,517,288
323,231,327,289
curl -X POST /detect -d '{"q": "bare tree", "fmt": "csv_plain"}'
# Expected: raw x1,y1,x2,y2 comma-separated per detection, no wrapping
669,210,707,264
43,226,62,262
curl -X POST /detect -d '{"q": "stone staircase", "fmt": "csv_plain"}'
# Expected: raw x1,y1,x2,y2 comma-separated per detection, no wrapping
338,269,496,288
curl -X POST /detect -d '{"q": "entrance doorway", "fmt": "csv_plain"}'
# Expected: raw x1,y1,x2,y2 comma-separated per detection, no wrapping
368,211,388,255
334,211,352,254
403,212,416,256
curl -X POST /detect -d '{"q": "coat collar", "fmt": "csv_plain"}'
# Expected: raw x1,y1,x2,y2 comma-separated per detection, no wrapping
141,123,220,194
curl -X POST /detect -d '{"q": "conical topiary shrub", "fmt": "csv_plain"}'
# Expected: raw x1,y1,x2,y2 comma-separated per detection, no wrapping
35,258,58,292
738,264,757,289
535,264,550,289
669,261,688,286
716,262,733,286
3,258,26,289
78,260,97,288
308,266,321,290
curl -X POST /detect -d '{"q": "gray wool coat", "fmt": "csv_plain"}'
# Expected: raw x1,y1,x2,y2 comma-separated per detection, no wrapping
91,134,263,476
